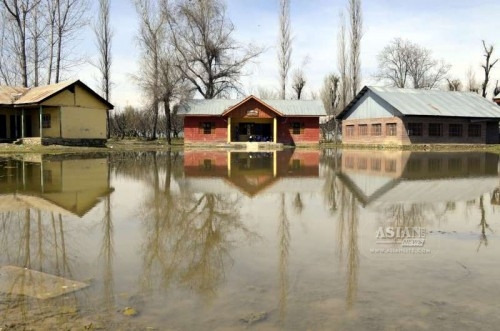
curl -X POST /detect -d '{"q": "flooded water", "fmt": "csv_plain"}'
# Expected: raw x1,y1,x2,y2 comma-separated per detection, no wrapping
1,149,500,330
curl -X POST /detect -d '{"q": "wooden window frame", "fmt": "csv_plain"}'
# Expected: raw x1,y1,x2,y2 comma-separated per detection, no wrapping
468,124,481,137
202,122,214,135
346,125,355,136
428,123,443,137
371,123,382,136
42,114,51,129
449,124,463,137
407,123,422,136
358,124,368,136
386,123,397,136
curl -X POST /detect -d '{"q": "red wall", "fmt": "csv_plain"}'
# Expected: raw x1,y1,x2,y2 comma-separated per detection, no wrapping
185,115,320,145
277,117,320,145
184,116,228,143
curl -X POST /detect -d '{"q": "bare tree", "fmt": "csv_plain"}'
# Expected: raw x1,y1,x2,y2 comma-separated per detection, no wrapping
466,66,480,93
446,78,462,91
134,0,167,140
169,0,262,99
337,11,349,109
320,73,340,142
348,0,362,98
320,73,340,116
480,40,499,98
28,2,46,86
278,0,292,99
93,0,113,139
2,0,39,87
257,87,279,99
50,0,89,83
291,56,308,100
291,68,305,99
375,38,450,89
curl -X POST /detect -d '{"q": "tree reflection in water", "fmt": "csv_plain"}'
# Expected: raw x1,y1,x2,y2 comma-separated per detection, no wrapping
278,193,290,322
138,151,256,301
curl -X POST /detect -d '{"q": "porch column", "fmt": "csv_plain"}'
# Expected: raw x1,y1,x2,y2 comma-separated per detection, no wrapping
273,117,277,143
273,151,277,177
21,108,25,138
39,105,43,139
40,161,44,193
227,117,231,143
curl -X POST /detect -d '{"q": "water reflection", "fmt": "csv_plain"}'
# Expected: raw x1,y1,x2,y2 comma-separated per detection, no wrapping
0,149,499,330
0,154,113,328
338,150,499,252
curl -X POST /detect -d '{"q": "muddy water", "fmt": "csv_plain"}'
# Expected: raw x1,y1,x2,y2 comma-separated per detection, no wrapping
0,150,499,330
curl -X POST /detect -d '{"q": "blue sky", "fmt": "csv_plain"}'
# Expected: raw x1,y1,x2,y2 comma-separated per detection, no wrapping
76,0,500,109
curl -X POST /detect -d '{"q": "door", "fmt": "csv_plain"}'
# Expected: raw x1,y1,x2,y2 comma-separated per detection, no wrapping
0,115,6,139
9,115,21,139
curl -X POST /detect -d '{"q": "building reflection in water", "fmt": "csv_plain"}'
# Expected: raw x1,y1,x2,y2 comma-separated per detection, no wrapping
0,154,113,327
339,149,499,250
182,149,321,322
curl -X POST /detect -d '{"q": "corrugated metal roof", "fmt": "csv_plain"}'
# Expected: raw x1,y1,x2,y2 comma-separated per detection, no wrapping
15,79,77,105
180,96,327,116
0,86,29,105
337,86,500,119
0,80,113,109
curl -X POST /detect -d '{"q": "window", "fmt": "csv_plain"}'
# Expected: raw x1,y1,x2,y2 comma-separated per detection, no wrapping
428,123,443,137
346,125,355,136
385,159,397,172
371,158,381,171
358,124,368,135
371,124,382,136
42,114,51,128
468,124,481,137
202,159,212,170
386,123,397,136
448,158,462,172
428,158,442,172
357,157,367,170
407,123,422,136
202,122,213,134
449,124,463,137
292,122,302,135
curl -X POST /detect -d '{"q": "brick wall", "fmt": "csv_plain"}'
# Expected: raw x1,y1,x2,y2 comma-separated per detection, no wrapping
184,116,228,143
342,116,499,145
277,117,320,145
184,150,228,177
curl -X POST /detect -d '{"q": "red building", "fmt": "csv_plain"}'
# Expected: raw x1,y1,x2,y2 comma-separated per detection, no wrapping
181,95,326,145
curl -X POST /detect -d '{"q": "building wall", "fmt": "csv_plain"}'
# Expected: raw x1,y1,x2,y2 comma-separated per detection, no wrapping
60,106,106,139
277,117,320,145
41,106,61,137
42,85,109,110
184,150,228,177
184,116,228,143
226,99,277,119
342,116,499,145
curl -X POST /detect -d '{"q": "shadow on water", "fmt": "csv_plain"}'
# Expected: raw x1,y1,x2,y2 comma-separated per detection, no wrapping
0,149,500,330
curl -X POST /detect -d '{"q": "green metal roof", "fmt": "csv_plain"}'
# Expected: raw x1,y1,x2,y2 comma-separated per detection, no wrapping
180,96,326,117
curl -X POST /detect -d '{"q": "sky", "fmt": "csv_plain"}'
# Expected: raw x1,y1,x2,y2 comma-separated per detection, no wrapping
76,0,500,109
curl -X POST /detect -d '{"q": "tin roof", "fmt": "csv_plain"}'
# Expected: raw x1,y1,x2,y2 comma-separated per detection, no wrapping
0,86,29,105
337,86,500,119
180,95,326,117
0,80,113,109
15,79,78,105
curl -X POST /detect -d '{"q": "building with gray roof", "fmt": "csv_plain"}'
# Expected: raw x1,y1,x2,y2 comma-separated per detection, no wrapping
181,95,326,145
336,86,500,145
